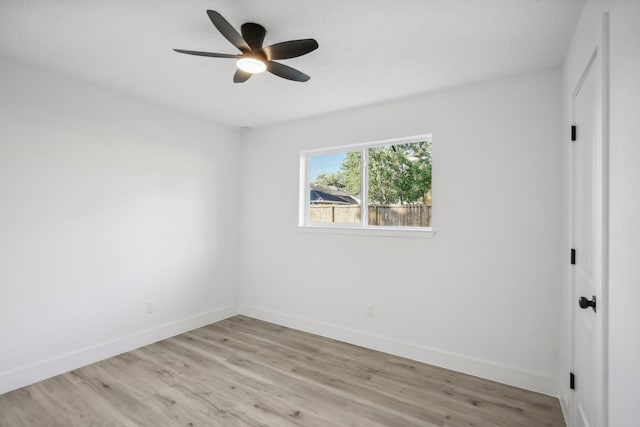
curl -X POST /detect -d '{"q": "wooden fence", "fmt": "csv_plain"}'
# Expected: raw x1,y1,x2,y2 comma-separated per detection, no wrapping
310,204,431,227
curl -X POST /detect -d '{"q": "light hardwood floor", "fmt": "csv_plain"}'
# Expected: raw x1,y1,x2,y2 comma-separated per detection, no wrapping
0,316,565,426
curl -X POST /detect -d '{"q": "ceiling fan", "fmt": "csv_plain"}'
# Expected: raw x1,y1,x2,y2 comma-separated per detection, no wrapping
174,10,319,83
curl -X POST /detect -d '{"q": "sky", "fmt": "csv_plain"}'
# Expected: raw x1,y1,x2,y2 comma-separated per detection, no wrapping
310,153,346,182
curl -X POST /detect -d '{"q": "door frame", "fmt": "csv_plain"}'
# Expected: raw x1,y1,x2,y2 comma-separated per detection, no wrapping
568,11,609,427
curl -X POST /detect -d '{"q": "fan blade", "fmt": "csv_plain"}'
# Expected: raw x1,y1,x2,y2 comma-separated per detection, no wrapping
241,23,266,51
207,10,250,52
233,69,252,83
267,61,310,82
173,49,239,59
262,39,318,60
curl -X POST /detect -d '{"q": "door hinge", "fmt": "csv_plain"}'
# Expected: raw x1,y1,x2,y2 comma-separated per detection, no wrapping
570,372,575,390
571,125,577,141
571,248,576,265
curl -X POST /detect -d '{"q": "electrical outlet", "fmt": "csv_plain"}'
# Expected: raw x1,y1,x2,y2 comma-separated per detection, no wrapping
146,300,155,314
366,304,374,318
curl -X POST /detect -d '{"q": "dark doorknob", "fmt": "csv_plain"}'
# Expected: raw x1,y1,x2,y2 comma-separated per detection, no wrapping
578,295,597,312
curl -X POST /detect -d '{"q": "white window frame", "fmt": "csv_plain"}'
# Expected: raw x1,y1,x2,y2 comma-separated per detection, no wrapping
299,134,434,238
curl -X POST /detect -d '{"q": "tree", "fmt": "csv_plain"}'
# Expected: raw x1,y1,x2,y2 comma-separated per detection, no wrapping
311,141,432,205
314,172,345,188
367,141,431,204
341,152,362,196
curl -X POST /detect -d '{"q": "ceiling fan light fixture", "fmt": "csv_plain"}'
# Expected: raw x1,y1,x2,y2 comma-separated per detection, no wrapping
174,11,317,82
236,57,266,74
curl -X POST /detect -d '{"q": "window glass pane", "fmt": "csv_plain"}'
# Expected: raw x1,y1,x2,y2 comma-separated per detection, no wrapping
309,151,361,224
367,141,432,227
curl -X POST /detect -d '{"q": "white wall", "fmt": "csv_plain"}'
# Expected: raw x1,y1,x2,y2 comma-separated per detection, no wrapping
608,1,640,425
0,56,240,394
238,69,564,395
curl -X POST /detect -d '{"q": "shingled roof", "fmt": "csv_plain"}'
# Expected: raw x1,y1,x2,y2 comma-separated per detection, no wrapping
310,184,359,205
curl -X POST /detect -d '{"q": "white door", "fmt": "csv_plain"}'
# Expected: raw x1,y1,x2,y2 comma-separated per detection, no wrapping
571,50,605,427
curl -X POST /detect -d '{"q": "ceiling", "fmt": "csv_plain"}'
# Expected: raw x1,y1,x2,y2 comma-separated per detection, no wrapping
0,0,584,129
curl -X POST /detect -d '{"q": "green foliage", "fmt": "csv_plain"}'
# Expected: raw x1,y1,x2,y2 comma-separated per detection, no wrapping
312,141,432,204
341,152,362,197
368,141,432,204
314,172,345,188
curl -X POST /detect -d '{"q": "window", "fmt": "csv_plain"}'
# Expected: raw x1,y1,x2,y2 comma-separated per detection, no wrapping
300,135,432,232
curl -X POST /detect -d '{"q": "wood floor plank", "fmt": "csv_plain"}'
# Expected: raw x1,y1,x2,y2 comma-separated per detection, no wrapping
0,315,565,427
373,356,563,427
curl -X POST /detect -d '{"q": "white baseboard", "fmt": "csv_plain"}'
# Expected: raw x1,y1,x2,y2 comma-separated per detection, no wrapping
1,305,560,399
238,305,559,397
0,305,237,395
